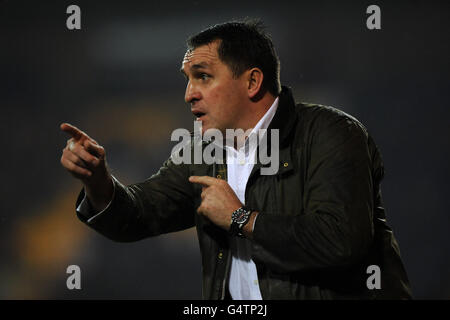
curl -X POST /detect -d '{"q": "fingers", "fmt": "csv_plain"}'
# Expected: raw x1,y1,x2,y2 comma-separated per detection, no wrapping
60,123,89,141
189,175,219,187
60,123,109,184
60,153,92,177
200,188,207,200
84,139,105,160
63,147,89,169
67,140,100,166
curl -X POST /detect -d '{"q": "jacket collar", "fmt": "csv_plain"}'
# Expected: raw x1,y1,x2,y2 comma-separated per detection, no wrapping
266,85,298,148
247,85,298,178
211,85,298,180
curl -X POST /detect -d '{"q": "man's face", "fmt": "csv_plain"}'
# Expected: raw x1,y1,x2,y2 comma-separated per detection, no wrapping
181,40,248,134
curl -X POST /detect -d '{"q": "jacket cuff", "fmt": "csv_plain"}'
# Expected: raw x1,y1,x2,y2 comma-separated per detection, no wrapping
75,175,118,224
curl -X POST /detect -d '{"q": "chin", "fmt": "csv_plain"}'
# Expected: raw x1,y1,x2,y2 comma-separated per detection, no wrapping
201,124,225,136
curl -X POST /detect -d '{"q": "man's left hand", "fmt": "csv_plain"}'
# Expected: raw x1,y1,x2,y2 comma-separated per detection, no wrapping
189,175,242,231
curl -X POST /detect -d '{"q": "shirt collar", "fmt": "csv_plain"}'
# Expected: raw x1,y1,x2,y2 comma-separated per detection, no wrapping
250,96,279,136
225,97,279,154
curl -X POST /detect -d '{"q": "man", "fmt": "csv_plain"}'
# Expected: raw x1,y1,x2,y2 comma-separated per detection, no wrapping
60,20,412,299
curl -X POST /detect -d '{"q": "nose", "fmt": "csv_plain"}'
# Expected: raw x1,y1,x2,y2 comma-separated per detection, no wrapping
184,81,201,104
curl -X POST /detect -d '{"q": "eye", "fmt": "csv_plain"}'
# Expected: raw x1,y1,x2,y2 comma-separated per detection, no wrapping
200,73,210,80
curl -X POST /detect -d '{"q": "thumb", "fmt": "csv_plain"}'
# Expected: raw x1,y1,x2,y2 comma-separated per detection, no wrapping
84,139,105,159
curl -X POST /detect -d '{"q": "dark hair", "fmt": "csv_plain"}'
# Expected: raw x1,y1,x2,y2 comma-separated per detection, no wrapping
186,19,281,96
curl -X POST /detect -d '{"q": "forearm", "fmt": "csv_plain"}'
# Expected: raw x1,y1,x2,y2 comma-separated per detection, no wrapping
76,178,148,242
84,173,114,212
76,158,197,242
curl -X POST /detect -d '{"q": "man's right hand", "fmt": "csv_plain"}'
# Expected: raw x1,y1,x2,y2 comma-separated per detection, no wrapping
60,123,114,212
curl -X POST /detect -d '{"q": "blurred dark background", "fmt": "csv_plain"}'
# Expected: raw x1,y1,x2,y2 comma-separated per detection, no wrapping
1,0,449,299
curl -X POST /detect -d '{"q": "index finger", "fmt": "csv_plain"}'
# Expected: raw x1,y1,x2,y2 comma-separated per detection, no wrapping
60,123,89,141
188,175,219,187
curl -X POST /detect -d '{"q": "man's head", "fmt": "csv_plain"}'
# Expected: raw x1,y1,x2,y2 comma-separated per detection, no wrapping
181,20,281,134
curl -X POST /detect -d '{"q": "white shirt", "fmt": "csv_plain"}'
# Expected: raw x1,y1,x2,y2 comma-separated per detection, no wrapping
226,97,279,300
77,97,280,300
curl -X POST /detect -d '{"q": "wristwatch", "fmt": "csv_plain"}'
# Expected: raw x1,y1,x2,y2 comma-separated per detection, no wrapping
229,206,253,237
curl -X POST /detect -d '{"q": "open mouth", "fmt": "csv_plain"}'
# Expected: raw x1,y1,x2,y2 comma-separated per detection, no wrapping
193,111,206,120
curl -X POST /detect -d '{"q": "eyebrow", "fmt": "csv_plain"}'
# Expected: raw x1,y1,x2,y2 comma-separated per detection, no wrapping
180,62,211,76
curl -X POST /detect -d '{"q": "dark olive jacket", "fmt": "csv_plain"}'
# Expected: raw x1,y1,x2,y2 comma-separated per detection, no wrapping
76,86,412,299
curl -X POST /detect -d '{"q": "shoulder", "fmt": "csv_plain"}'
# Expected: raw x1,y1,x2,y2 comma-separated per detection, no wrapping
285,99,384,178
293,102,370,141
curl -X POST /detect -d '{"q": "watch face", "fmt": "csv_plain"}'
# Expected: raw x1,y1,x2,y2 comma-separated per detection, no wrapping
233,208,250,224
235,211,246,223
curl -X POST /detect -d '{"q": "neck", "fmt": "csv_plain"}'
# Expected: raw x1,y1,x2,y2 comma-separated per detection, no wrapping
239,93,276,132
227,93,276,150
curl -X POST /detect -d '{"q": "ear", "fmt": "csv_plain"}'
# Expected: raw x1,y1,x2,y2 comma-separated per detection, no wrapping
246,68,264,99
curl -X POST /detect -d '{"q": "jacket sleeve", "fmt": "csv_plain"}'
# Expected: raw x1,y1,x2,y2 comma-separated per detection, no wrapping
252,113,375,273
75,156,196,242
